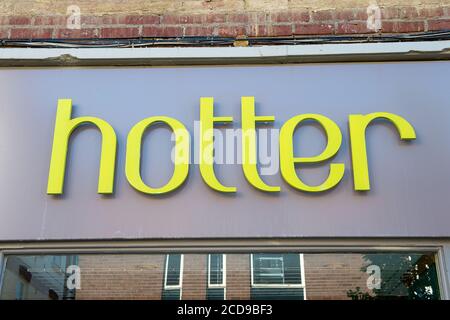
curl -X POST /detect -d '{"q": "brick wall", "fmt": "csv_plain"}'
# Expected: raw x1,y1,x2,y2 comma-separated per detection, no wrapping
76,254,252,300
72,253,422,300
182,254,208,299
304,254,372,300
226,254,251,300
0,0,449,40
76,254,165,300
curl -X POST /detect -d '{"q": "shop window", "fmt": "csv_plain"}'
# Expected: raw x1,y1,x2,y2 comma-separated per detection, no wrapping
0,255,77,300
0,251,441,300
15,281,24,300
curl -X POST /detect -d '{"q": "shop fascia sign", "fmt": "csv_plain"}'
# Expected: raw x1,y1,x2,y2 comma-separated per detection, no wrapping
47,97,416,195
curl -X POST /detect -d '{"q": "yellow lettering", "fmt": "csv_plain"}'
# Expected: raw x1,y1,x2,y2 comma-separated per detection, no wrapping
241,96,280,192
47,99,117,194
279,114,344,192
199,97,236,192
349,112,416,191
125,116,190,194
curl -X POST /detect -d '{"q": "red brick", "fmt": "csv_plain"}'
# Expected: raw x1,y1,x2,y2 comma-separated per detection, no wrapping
183,255,207,300
120,15,160,25
33,16,66,26
252,13,267,25
93,15,160,26
0,28,9,39
7,16,31,25
77,255,165,300
272,24,293,36
1,5,447,40
56,28,98,39
294,23,334,35
227,13,249,24
399,6,418,19
183,14,204,24
142,26,183,37
247,25,269,37
336,9,367,21
311,10,334,21
10,28,52,39
336,22,371,34
382,7,400,19
160,14,178,24
396,21,424,32
381,21,396,33
216,25,246,37
428,19,450,31
81,16,102,25
118,15,144,25
142,15,161,25
184,26,213,36
100,27,140,38
418,7,445,18
161,14,203,24
381,21,425,33
271,11,310,23
205,13,226,24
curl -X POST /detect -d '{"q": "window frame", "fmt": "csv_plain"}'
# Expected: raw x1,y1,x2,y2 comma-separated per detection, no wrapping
163,254,184,291
208,254,226,288
207,254,227,300
0,240,447,300
250,253,306,289
0,253,5,298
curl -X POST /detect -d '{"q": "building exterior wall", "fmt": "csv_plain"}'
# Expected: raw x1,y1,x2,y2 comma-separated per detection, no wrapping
226,254,251,300
303,254,371,300
73,253,371,300
182,254,207,300
0,0,449,40
76,254,165,300
76,253,252,300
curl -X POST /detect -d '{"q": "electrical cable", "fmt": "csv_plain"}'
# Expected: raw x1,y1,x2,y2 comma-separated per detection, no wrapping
1,30,449,48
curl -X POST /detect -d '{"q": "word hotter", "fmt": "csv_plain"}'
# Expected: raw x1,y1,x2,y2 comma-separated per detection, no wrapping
47,97,416,195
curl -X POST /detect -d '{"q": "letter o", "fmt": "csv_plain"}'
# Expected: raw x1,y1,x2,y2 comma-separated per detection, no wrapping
125,116,190,194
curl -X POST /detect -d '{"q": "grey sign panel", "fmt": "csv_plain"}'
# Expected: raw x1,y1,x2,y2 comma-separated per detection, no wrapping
0,61,449,240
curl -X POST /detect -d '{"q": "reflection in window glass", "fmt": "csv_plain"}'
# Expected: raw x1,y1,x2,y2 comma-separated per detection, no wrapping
0,251,441,300
251,254,304,300
0,255,78,300
252,253,302,285
209,254,224,286
165,254,182,287
207,254,226,300
350,253,440,300
162,254,183,300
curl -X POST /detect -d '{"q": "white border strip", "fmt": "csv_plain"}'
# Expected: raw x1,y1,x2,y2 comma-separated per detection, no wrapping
0,40,449,66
